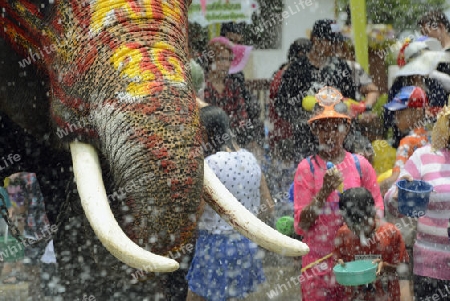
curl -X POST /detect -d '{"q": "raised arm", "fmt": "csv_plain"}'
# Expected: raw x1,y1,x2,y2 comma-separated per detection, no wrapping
297,167,342,231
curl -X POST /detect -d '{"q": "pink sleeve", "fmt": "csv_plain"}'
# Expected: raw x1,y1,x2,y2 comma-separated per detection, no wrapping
358,155,384,215
294,159,316,236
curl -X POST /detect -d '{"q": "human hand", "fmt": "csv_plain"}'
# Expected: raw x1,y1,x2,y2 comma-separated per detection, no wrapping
7,207,13,219
391,175,414,199
379,179,393,197
322,168,343,194
372,259,383,276
337,259,345,267
400,175,414,182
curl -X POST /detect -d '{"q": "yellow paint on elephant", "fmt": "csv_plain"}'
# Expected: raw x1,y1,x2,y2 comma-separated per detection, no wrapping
91,0,144,33
90,0,182,33
111,41,184,98
112,44,158,97
161,1,182,24
150,41,184,83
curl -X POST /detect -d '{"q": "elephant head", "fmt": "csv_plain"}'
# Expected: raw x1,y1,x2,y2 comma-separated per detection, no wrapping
0,0,308,275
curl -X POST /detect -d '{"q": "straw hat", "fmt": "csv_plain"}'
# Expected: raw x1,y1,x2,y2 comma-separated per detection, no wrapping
431,106,450,151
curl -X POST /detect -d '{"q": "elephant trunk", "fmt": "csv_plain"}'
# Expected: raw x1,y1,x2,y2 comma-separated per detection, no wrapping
88,97,203,257
50,0,203,266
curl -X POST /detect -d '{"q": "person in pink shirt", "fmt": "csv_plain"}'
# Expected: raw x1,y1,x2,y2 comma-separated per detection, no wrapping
385,106,450,301
294,87,384,301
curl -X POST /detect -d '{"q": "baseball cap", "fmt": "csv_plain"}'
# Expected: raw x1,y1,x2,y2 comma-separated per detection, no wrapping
384,86,428,111
310,19,344,42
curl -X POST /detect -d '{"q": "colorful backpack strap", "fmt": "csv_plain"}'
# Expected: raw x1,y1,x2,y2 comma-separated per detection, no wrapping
306,156,314,173
351,154,362,180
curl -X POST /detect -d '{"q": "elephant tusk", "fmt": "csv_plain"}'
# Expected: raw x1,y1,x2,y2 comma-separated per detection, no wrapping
203,163,310,257
69,141,179,272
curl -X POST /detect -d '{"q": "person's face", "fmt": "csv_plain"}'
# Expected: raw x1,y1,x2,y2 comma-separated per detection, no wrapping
344,213,376,237
225,32,243,44
211,48,233,77
312,38,333,56
420,22,444,42
395,108,420,133
311,119,349,153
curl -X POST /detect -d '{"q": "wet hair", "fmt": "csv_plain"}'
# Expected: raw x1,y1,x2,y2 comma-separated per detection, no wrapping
199,106,237,157
287,38,312,61
220,22,244,36
339,188,376,226
204,39,233,73
418,10,450,32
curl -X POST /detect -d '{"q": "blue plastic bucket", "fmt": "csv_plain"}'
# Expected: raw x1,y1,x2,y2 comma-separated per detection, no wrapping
333,260,377,286
396,180,433,218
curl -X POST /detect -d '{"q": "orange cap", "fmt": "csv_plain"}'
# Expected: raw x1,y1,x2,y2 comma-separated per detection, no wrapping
307,86,351,124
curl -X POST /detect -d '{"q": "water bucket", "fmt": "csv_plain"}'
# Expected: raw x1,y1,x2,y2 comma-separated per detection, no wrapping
333,260,377,286
276,216,294,236
396,180,433,218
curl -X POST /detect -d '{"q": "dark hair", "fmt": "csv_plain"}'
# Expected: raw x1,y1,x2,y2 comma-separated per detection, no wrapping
339,188,376,226
418,10,450,32
220,22,244,36
199,106,237,156
204,39,233,73
287,38,312,61
310,19,344,42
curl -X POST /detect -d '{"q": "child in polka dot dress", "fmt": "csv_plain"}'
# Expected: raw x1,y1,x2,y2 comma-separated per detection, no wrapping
186,106,273,301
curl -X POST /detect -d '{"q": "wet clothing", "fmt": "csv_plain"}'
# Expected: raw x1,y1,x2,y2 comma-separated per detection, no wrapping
187,149,265,300
276,56,357,161
334,222,409,301
269,66,294,160
392,127,429,174
0,186,11,213
345,60,373,101
385,144,450,282
413,274,450,301
204,76,263,147
7,172,51,262
294,151,384,301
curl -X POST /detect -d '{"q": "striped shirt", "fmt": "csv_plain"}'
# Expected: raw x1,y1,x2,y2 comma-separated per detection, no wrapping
386,144,450,280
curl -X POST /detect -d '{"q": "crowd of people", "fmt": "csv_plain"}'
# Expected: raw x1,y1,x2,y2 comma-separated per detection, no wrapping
187,9,450,301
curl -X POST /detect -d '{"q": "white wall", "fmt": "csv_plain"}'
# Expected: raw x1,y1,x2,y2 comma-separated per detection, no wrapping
246,0,335,79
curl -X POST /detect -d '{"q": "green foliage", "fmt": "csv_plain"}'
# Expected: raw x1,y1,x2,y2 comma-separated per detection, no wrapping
337,0,449,31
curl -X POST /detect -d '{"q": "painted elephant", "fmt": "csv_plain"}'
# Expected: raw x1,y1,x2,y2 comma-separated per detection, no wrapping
0,0,309,299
